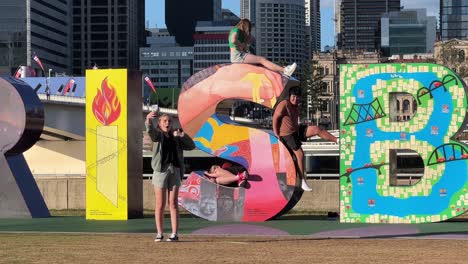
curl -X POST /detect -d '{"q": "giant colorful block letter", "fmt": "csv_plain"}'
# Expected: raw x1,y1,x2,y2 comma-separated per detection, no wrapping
178,64,302,222
340,63,468,223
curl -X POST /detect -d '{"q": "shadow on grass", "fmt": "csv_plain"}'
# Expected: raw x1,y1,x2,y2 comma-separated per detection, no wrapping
50,209,204,220
50,209,468,223
274,211,339,221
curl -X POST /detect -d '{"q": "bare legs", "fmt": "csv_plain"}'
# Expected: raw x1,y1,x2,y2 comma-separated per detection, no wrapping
289,126,337,191
153,186,179,235
244,54,285,73
204,167,239,185
291,147,312,191
154,187,165,234
292,148,305,180
213,174,238,185
168,186,179,235
305,126,338,143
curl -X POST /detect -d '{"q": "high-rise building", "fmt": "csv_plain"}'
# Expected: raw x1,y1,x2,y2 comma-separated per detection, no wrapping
335,0,342,47
305,0,321,54
440,0,468,40
381,9,437,56
214,0,222,21
339,0,401,51
140,29,193,101
165,0,221,46
72,0,145,76
193,20,238,73
241,0,257,25
255,0,307,71
0,0,72,75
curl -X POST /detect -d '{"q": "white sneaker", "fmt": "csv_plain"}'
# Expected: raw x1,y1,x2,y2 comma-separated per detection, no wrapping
166,233,179,242
283,63,297,77
301,178,312,192
154,233,164,242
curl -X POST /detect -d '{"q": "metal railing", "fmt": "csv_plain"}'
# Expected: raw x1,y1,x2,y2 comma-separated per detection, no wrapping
38,94,85,104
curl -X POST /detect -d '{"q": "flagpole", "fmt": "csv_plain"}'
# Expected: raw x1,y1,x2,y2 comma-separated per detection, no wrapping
46,68,51,97
32,52,45,77
172,87,174,109
157,88,159,106
144,76,158,107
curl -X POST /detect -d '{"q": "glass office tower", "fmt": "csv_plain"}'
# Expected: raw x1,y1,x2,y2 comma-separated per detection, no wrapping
0,0,72,75
339,0,401,51
440,0,468,40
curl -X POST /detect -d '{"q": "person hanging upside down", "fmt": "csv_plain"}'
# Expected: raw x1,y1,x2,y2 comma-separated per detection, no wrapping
204,163,249,188
229,18,297,77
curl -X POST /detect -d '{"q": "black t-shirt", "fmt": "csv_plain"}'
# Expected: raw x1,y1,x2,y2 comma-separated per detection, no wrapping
161,134,179,171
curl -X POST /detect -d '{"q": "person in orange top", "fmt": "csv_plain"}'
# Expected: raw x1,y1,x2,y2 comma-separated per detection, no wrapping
272,86,338,191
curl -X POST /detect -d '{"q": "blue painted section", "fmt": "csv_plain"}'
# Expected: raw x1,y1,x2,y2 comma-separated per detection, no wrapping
193,114,249,168
350,72,467,217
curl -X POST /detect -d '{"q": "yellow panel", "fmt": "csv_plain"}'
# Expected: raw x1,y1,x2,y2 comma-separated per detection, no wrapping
96,126,118,206
85,69,128,220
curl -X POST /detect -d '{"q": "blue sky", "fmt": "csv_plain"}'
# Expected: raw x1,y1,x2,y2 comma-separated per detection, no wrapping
145,0,439,50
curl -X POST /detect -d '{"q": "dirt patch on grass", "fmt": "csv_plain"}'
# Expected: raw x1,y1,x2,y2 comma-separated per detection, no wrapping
1,233,468,264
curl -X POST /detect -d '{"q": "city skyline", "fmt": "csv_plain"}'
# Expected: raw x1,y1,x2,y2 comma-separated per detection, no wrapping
145,0,440,50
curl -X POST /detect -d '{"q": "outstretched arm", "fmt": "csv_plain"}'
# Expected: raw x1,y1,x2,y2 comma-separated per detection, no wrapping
178,133,196,150
145,111,163,142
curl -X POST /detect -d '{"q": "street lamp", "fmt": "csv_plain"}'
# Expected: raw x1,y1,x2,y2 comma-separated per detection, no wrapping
172,87,175,109
46,69,52,99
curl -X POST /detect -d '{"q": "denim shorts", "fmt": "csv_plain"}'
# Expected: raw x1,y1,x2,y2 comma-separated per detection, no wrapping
152,164,181,189
230,50,247,63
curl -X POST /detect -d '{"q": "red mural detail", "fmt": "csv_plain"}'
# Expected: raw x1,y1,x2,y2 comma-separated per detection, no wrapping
179,173,202,201
92,77,121,125
229,140,252,166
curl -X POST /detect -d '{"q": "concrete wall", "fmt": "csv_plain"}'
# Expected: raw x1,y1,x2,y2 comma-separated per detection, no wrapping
33,177,468,219
24,141,85,175
294,180,339,212
35,178,340,213
36,177,86,209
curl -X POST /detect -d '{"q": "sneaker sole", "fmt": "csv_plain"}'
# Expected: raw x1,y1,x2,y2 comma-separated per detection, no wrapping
238,180,247,188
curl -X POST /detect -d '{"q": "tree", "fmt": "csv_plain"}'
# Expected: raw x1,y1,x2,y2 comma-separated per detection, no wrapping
299,59,328,122
148,91,159,105
148,87,181,108
436,40,468,80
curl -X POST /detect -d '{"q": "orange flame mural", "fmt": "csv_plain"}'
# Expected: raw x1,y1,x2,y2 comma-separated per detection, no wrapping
92,77,121,125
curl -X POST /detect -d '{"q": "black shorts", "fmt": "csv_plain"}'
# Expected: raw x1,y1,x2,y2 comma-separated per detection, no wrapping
280,125,307,151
